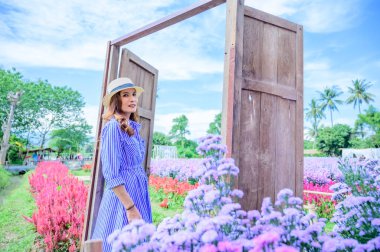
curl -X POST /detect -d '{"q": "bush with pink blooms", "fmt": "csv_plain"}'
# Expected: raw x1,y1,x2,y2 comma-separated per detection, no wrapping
26,161,88,252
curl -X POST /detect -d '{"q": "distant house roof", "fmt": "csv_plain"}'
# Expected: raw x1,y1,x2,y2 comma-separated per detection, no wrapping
23,147,57,154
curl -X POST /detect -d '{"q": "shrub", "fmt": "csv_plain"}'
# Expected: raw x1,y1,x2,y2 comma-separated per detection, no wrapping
330,159,380,244
26,161,88,252
108,136,380,251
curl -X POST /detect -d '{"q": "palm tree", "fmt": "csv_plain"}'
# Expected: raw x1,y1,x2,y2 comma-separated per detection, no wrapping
318,86,343,127
305,99,325,147
346,79,375,138
346,79,375,115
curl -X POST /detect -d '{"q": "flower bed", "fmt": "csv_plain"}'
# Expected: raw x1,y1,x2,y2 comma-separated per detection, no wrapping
26,161,88,252
149,176,198,209
108,136,380,251
150,158,203,182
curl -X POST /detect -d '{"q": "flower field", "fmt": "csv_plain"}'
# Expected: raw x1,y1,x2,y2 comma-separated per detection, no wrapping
19,138,380,251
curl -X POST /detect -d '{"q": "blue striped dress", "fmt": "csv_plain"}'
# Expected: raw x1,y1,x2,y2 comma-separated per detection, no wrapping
92,118,152,252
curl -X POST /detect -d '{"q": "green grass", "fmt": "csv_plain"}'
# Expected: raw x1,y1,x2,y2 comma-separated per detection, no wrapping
149,188,184,225
324,221,335,233
0,168,11,191
70,169,91,176
0,172,37,252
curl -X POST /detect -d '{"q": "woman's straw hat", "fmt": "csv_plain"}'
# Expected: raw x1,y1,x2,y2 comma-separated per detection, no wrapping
102,77,144,107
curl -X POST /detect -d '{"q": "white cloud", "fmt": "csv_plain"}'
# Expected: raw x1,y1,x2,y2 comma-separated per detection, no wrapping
246,0,363,33
83,105,100,137
304,58,359,92
245,0,301,16
154,109,220,140
0,0,225,80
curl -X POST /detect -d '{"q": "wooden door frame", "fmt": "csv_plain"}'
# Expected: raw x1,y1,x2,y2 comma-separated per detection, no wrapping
82,1,232,248
81,0,304,249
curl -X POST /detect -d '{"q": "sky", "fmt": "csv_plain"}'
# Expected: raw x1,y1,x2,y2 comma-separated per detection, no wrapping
1,0,379,141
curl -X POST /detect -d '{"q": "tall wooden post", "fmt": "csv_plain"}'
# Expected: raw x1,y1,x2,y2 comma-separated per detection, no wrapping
0,91,23,165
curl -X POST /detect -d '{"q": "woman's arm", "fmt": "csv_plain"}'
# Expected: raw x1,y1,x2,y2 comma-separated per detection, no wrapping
112,185,141,221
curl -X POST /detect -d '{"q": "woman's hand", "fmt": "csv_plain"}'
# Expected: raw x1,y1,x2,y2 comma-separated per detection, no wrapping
126,206,142,222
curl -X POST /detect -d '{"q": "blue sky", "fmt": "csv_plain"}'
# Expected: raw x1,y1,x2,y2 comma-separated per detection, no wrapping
1,0,379,140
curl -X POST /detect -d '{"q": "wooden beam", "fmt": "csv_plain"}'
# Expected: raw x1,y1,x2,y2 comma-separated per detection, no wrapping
81,41,112,251
84,240,102,252
111,0,226,46
242,78,298,101
244,7,298,32
222,0,244,161
139,107,154,119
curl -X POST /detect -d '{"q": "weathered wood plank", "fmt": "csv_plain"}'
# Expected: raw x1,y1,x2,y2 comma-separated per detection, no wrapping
239,90,260,210
242,17,262,80
242,78,298,101
111,0,226,46
275,98,296,194
81,42,119,250
244,7,298,32
261,23,278,82
258,93,277,207
118,48,158,174
222,0,245,161
295,25,304,198
277,28,296,88
84,239,102,252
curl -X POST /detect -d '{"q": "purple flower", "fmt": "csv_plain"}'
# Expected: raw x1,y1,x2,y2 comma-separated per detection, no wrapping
199,244,218,252
252,232,280,251
275,245,298,252
230,189,244,198
204,190,220,203
277,189,294,201
371,218,380,226
247,210,261,221
201,229,219,243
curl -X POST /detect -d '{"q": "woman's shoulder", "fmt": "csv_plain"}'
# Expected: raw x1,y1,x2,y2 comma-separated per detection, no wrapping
129,119,142,130
102,118,120,135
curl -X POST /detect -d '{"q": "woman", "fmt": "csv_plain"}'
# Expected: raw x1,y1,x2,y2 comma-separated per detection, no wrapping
92,77,152,251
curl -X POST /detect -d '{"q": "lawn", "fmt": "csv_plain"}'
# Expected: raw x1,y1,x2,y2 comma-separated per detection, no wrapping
0,168,183,251
0,172,36,252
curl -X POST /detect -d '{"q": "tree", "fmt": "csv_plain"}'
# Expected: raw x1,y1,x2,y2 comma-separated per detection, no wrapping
175,139,199,158
207,112,221,135
153,132,172,146
0,68,24,135
346,79,375,138
318,86,343,127
169,115,190,149
316,124,352,156
305,99,325,148
1,68,87,149
346,79,375,115
49,120,92,154
354,105,380,147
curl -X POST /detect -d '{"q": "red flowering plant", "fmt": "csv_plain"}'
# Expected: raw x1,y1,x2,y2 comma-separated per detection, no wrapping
81,163,92,171
149,175,198,209
303,180,336,220
26,161,88,252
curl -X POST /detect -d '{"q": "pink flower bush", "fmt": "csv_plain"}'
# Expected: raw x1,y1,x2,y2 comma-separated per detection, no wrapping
26,161,88,252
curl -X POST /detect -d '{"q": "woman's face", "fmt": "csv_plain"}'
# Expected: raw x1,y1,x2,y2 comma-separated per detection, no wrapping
119,88,138,116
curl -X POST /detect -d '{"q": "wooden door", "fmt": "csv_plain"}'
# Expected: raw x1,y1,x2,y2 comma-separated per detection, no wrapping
222,1,303,210
118,48,158,174
82,44,158,245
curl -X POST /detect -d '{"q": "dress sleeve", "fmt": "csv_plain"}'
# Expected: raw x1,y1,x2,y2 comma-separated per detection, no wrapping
140,138,146,160
101,121,124,189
